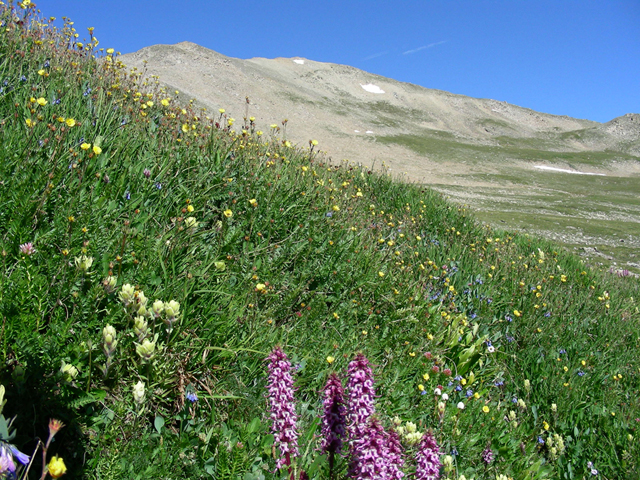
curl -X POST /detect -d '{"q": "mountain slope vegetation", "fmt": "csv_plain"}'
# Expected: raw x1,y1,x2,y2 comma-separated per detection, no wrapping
0,4,639,479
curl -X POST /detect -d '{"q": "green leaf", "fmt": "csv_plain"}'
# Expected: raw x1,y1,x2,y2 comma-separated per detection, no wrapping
154,415,165,434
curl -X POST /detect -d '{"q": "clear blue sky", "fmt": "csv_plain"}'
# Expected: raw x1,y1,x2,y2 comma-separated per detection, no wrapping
36,0,639,123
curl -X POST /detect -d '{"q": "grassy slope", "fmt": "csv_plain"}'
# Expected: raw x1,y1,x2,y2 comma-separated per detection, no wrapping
0,4,639,479
377,132,640,270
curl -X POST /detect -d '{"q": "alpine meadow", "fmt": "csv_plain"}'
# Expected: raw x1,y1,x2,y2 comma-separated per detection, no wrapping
0,3,639,480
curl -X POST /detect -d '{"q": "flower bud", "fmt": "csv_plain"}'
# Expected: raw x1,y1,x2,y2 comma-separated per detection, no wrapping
137,291,148,308
164,300,180,319
119,284,135,306
60,362,78,382
74,255,94,272
134,315,148,340
524,379,531,392
214,261,226,272
133,380,145,404
136,337,156,362
102,325,116,346
151,300,164,318
102,275,117,293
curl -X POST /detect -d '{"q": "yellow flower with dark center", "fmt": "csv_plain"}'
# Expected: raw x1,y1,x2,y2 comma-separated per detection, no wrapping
223,209,232,218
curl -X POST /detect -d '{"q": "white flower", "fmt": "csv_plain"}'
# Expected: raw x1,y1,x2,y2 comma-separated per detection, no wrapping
434,388,442,396
442,393,449,401
457,402,465,410
133,381,145,404
487,345,495,353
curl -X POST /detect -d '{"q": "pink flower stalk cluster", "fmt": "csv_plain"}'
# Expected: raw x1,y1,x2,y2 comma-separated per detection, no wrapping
350,418,405,480
321,373,347,456
266,346,300,471
415,432,441,480
19,242,35,256
346,354,376,443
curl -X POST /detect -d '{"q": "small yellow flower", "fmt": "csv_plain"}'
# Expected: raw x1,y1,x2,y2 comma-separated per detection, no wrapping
326,356,335,364
418,384,425,391
332,205,340,212
107,48,114,54
38,69,46,76
80,143,91,150
219,108,225,114
482,406,490,413
422,373,430,381
25,118,35,128
161,98,170,107
65,118,76,127
249,199,258,207
333,312,339,319
223,209,233,218
36,97,47,106
255,283,266,292
378,271,385,278
48,456,67,478
543,420,549,430
187,205,194,213
513,310,521,317
311,139,318,146
92,145,102,155
181,123,189,133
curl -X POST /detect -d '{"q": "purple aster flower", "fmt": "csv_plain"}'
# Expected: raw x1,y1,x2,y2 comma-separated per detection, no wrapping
321,373,347,459
347,354,376,443
266,346,299,473
350,418,404,480
415,432,441,480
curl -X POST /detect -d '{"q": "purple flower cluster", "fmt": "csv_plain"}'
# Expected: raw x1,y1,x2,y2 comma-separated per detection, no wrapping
321,373,347,456
0,441,30,477
482,446,494,465
351,418,405,480
415,432,441,480
347,354,376,442
267,346,299,471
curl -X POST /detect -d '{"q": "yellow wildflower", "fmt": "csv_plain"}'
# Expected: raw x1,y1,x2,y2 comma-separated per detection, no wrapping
92,145,102,155
223,209,233,218
48,456,67,478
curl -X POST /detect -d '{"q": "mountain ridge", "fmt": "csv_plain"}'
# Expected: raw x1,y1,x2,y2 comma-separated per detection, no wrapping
119,41,639,185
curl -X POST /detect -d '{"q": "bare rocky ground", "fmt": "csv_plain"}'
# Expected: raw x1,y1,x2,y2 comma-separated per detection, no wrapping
120,42,640,270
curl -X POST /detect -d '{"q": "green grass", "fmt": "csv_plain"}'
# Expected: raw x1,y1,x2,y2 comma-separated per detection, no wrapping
1,4,639,480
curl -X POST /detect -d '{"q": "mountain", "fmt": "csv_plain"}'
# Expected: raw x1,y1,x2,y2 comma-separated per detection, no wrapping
120,42,640,175
119,42,640,269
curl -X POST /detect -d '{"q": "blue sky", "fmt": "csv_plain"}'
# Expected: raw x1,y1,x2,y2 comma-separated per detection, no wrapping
36,0,639,123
